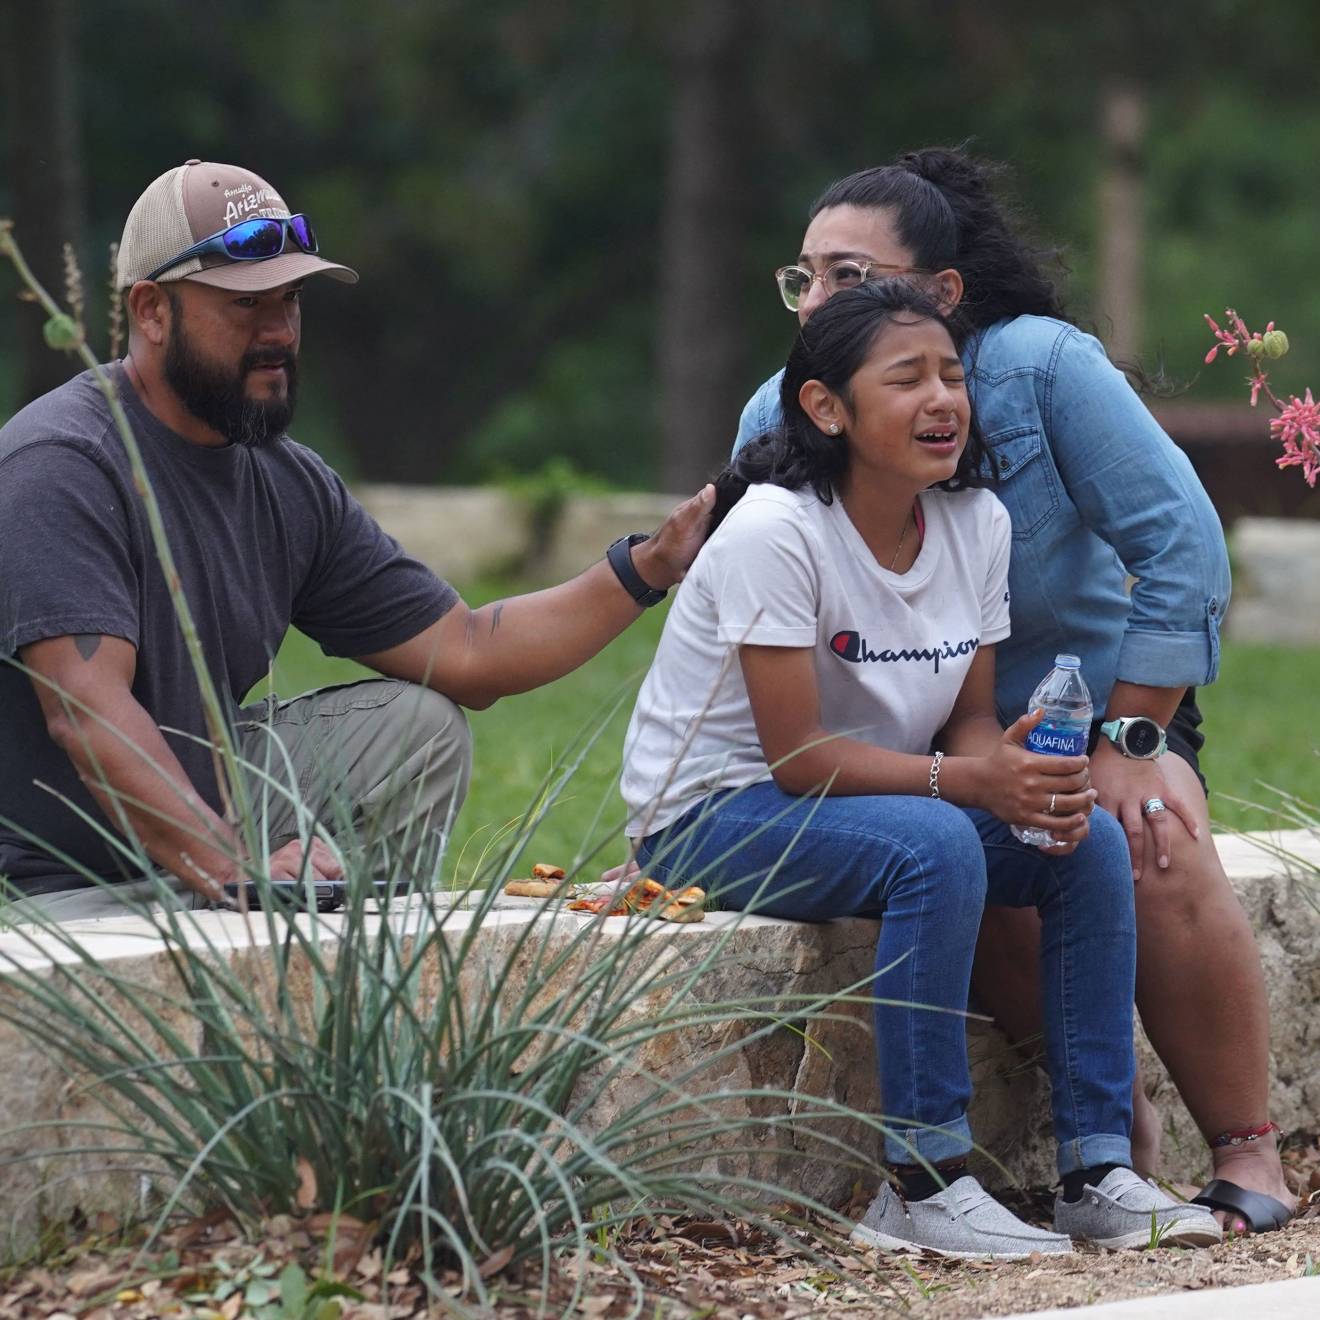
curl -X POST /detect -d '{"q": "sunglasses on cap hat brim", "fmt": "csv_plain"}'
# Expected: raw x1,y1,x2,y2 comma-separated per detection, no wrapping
146,214,357,286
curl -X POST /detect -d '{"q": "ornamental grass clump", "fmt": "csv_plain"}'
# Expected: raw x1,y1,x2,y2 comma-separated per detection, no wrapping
0,225,904,1310
0,732,900,1310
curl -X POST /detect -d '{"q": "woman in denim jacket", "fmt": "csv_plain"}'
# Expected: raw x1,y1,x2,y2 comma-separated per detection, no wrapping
732,148,1293,1233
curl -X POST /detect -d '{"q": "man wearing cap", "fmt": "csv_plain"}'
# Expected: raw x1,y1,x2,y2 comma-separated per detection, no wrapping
0,160,712,919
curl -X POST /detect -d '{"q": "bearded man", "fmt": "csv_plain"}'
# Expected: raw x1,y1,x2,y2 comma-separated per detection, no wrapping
0,160,710,919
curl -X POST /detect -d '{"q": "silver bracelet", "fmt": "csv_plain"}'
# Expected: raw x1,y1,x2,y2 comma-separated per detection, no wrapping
929,750,944,799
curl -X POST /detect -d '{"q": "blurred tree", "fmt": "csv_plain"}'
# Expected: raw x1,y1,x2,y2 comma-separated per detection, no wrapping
656,0,749,492
3,0,1319,500
2,0,86,402
1097,80,1147,365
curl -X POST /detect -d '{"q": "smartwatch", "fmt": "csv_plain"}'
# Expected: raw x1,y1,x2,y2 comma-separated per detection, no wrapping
606,533,668,608
1098,715,1167,760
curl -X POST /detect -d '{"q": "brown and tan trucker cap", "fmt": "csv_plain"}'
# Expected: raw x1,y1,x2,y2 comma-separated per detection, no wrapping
116,159,358,290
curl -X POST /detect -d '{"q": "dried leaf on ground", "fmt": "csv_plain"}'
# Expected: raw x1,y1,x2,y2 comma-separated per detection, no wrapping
295,1156,318,1210
306,1212,376,1275
479,1245,515,1279
8,1165,1320,1320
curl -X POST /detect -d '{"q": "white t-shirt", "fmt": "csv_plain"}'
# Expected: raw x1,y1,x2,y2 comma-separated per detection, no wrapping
621,483,1012,838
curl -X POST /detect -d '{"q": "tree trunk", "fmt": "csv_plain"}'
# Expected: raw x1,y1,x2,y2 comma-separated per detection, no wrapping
2,0,86,403
656,0,747,494
1096,80,1146,364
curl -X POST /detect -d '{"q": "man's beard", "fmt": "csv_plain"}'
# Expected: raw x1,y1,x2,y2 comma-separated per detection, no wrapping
164,320,298,448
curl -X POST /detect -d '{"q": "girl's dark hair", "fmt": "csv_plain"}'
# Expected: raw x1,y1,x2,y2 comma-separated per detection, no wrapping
809,146,1068,333
711,280,988,533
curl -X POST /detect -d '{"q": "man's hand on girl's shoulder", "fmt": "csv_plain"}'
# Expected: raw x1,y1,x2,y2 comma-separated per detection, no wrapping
633,484,717,590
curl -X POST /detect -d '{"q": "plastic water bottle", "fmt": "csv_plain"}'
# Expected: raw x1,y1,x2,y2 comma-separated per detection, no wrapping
1011,653,1092,847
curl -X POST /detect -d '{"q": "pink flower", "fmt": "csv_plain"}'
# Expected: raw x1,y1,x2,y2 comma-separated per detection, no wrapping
1203,311,1241,361
1270,388,1320,487
1205,307,1315,487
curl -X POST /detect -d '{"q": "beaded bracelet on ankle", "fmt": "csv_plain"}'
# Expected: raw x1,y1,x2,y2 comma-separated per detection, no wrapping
1209,1120,1281,1149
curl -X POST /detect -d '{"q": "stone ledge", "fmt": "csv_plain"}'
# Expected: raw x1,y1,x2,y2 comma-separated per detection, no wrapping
354,491,1320,642
354,484,689,585
1,829,1316,1246
1229,519,1320,645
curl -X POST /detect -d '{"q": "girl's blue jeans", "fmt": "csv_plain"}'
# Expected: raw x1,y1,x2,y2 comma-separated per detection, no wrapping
637,783,1136,1176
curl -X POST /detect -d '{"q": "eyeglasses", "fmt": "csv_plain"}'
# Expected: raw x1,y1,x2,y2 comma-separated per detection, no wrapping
146,214,319,282
774,259,927,312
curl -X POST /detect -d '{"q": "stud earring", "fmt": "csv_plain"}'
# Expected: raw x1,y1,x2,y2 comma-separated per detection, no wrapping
827,423,840,435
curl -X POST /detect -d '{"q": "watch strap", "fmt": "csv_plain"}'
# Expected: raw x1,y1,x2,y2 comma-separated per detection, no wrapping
1099,716,1167,759
607,533,667,608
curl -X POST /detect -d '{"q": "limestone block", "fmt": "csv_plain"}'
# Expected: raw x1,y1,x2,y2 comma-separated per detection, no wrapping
0,919,208,1238
356,485,529,582
541,493,690,583
1,830,1316,1254
1227,518,1320,645
455,829,1320,1199
355,484,698,586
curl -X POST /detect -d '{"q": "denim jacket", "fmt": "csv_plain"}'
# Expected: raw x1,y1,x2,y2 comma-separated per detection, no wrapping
732,315,1230,723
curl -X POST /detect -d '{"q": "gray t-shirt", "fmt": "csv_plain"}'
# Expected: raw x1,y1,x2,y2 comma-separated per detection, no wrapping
0,365,457,893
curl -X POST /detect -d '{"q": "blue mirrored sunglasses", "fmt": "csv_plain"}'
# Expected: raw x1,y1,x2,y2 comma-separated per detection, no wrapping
146,214,318,282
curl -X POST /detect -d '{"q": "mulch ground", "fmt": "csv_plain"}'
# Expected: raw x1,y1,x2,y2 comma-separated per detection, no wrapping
5,1139,1319,1319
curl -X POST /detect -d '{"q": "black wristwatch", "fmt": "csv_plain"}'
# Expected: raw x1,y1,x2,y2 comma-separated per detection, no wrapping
1098,715,1167,760
606,533,668,608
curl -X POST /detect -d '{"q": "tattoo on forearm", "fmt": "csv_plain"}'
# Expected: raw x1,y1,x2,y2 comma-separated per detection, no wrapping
489,602,505,636
73,634,102,662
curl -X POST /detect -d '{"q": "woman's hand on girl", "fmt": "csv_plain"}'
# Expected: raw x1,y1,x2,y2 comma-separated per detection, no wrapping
1088,744,1198,882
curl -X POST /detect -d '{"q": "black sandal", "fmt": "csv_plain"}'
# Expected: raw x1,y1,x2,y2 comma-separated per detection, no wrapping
1191,1179,1293,1233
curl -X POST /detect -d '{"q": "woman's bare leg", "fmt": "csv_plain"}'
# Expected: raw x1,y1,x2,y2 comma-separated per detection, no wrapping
1130,753,1294,1226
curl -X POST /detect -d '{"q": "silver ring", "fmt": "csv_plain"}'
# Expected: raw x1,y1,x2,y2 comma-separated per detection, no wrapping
1048,793,1057,815
1142,797,1166,816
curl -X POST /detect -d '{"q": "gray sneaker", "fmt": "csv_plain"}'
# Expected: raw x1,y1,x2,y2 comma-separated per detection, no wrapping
1053,1167,1222,1249
850,1176,1075,1260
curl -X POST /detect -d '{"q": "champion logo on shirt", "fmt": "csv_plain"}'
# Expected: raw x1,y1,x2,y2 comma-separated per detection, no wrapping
829,631,980,674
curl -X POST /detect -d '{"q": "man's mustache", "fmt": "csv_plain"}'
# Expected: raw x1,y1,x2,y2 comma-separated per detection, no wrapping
242,351,297,373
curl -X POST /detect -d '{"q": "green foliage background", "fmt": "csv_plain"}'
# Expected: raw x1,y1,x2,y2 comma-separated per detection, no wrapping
4,1,1320,488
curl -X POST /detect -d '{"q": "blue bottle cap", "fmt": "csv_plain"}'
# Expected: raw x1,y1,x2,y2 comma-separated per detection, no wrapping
1054,653,1081,669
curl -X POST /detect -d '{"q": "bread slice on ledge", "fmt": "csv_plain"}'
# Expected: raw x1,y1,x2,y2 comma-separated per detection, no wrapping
564,879,706,922
504,877,576,899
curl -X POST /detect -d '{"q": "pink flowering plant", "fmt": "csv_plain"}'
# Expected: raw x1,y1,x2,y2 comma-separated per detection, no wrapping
1205,309,1320,486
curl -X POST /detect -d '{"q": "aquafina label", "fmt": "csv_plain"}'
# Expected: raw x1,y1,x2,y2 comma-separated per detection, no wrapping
1011,653,1092,847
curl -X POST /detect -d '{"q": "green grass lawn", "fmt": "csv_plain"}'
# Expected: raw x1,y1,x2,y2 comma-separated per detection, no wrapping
253,592,1320,877
247,579,668,881
1198,641,1320,831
